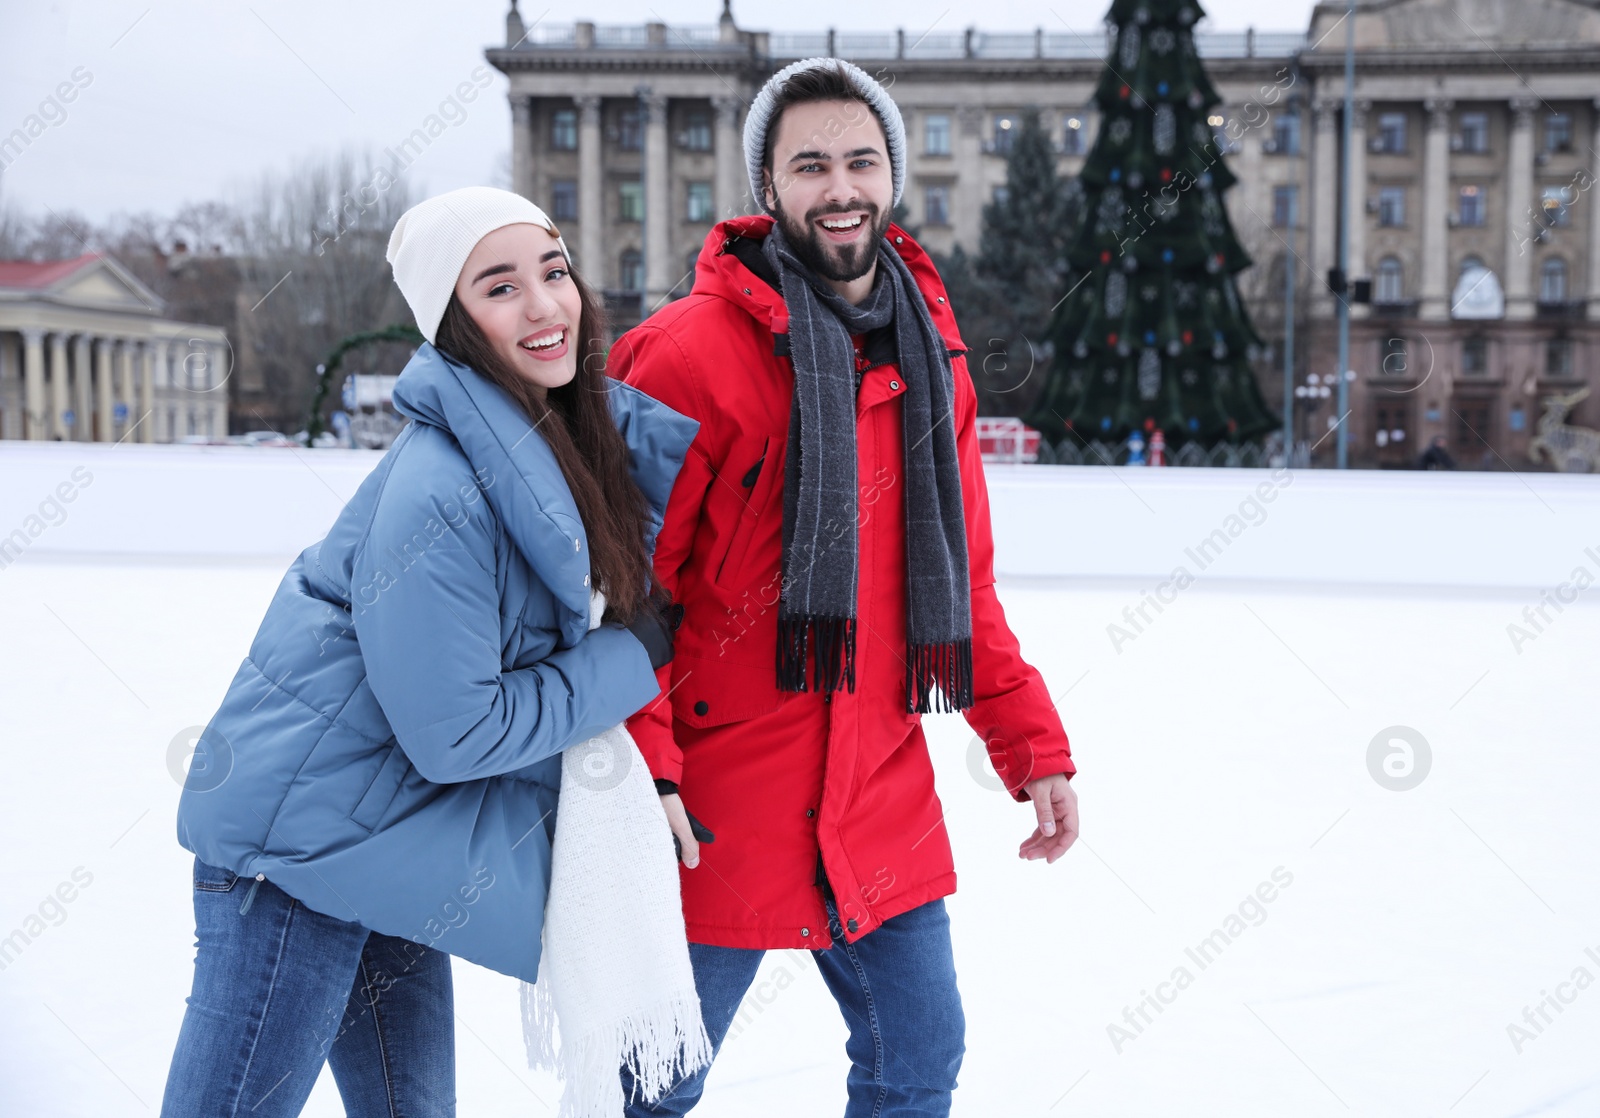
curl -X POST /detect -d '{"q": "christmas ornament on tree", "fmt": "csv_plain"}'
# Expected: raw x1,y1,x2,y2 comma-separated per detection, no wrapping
1025,0,1278,450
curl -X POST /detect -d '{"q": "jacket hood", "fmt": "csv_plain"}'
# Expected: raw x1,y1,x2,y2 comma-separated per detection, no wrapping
391,342,698,642
687,213,968,356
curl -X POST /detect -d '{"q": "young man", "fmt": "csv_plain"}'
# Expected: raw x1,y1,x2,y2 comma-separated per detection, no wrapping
607,58,1080,1116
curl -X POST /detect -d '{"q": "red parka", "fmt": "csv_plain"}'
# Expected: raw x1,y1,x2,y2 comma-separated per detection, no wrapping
610,214,1075,951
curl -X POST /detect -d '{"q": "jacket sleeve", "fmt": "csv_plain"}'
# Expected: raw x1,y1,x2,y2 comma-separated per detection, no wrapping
351,451,661,785
608,325,719,786
953,358,1077,801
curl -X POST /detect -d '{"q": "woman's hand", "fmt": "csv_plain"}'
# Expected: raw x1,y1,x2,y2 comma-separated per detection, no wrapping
659,792,714,868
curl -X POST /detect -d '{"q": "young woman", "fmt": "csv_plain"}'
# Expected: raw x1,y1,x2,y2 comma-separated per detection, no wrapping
161,187,700,1117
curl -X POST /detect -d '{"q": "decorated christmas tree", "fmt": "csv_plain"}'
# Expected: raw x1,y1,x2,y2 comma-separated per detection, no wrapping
1024,0,1278,452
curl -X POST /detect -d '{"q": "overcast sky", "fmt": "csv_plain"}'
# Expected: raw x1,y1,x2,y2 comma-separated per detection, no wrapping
1,0,1318,226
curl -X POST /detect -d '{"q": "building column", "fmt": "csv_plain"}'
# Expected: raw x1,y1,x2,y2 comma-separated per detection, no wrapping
576,95,604,288
1310,98,1340,314
149,338,170,443
72,335,93,442
510,95,534,200
139,339,156,443
1419,97,1453,320
713,95,745,221
1344,99,1370,316
94,337,114,443
1504,95,1539,320
210,342,231,438
954,107,985,253
1588,97,1600,319
643,91,672,310
49,332,71,440
116,339,137,441
22,328,46,441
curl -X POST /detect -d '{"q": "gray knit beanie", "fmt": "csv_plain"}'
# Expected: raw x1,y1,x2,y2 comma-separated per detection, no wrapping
742,57,906,212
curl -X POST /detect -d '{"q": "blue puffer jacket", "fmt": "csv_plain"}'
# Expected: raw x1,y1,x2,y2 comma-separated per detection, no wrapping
176,343,699,983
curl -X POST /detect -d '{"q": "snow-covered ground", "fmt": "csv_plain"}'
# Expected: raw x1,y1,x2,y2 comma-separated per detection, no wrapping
2,442,1596,1117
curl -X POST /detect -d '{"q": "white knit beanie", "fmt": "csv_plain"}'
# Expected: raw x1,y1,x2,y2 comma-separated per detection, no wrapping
385,186,571,345
742,57,906,212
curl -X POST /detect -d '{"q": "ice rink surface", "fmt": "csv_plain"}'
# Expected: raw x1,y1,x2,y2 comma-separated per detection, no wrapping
1,442,1596,1116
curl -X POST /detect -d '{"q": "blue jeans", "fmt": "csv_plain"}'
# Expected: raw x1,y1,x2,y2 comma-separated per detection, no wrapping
161,857,455,1117
622,894,965,1117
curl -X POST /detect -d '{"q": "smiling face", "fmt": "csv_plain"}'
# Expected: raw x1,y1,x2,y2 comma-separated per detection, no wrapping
452,223,582,396
763,98,894,297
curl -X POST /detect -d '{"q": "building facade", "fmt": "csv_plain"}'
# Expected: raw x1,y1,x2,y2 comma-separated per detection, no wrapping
0,253,230,443
487,0,1600,468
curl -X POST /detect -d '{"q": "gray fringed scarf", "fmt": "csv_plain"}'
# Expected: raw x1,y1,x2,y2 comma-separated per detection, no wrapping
760,218,973,713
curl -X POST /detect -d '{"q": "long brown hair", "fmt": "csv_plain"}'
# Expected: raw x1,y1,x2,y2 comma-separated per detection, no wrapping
434,267,657,624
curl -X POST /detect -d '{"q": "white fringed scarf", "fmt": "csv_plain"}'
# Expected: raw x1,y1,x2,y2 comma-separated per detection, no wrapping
520,589,713,1116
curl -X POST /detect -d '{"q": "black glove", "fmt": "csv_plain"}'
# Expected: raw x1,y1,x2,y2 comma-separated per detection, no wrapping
671,809,716,863
623,601,675,671
653,779,716,862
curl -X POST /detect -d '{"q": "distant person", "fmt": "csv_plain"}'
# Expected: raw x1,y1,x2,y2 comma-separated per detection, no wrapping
1419,435,1457,470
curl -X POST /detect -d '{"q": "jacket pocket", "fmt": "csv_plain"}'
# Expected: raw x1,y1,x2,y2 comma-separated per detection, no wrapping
351,745,412,831
712,436,783,591
671,652,790,728
193,859,240,892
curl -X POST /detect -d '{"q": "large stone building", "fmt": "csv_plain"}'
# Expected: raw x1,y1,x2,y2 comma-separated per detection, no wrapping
0,253,231,443
488,0,1600,468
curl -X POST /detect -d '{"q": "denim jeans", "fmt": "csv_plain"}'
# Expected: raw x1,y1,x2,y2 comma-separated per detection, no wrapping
621,894,965,1117
160,857,455,1117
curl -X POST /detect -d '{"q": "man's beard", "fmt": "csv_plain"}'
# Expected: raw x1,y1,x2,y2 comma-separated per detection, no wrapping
772,197,891,283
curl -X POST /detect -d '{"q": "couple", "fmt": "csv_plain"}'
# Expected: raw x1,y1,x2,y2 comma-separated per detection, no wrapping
162,58,1079,1118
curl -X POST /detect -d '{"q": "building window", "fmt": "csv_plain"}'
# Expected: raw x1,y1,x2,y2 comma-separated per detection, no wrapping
618,107,643,151
619,180,643,222
1461,336,1488,375
551,108,577,151
925,114,951,156
1376,112,1407,153
1546,337,1573,376
686,181,714,223
1376,256,1404,303
1062,116,1085,155
1381,335,1409,376
619,249,644,291
1270,112,1300,155
1545,112,1573,153
1457,111,1488,153
924,184,951,227
680,108,711,151
1541,258,1569,303
1457,185,1484,226
1377,186,1406,227
1272,185,1298,228
550,179,578,222
1541,186,1572,227
991,114,1018,155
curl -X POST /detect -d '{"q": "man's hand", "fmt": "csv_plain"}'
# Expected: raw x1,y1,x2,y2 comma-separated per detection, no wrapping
1019,773,1078,863
660,792,714,868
